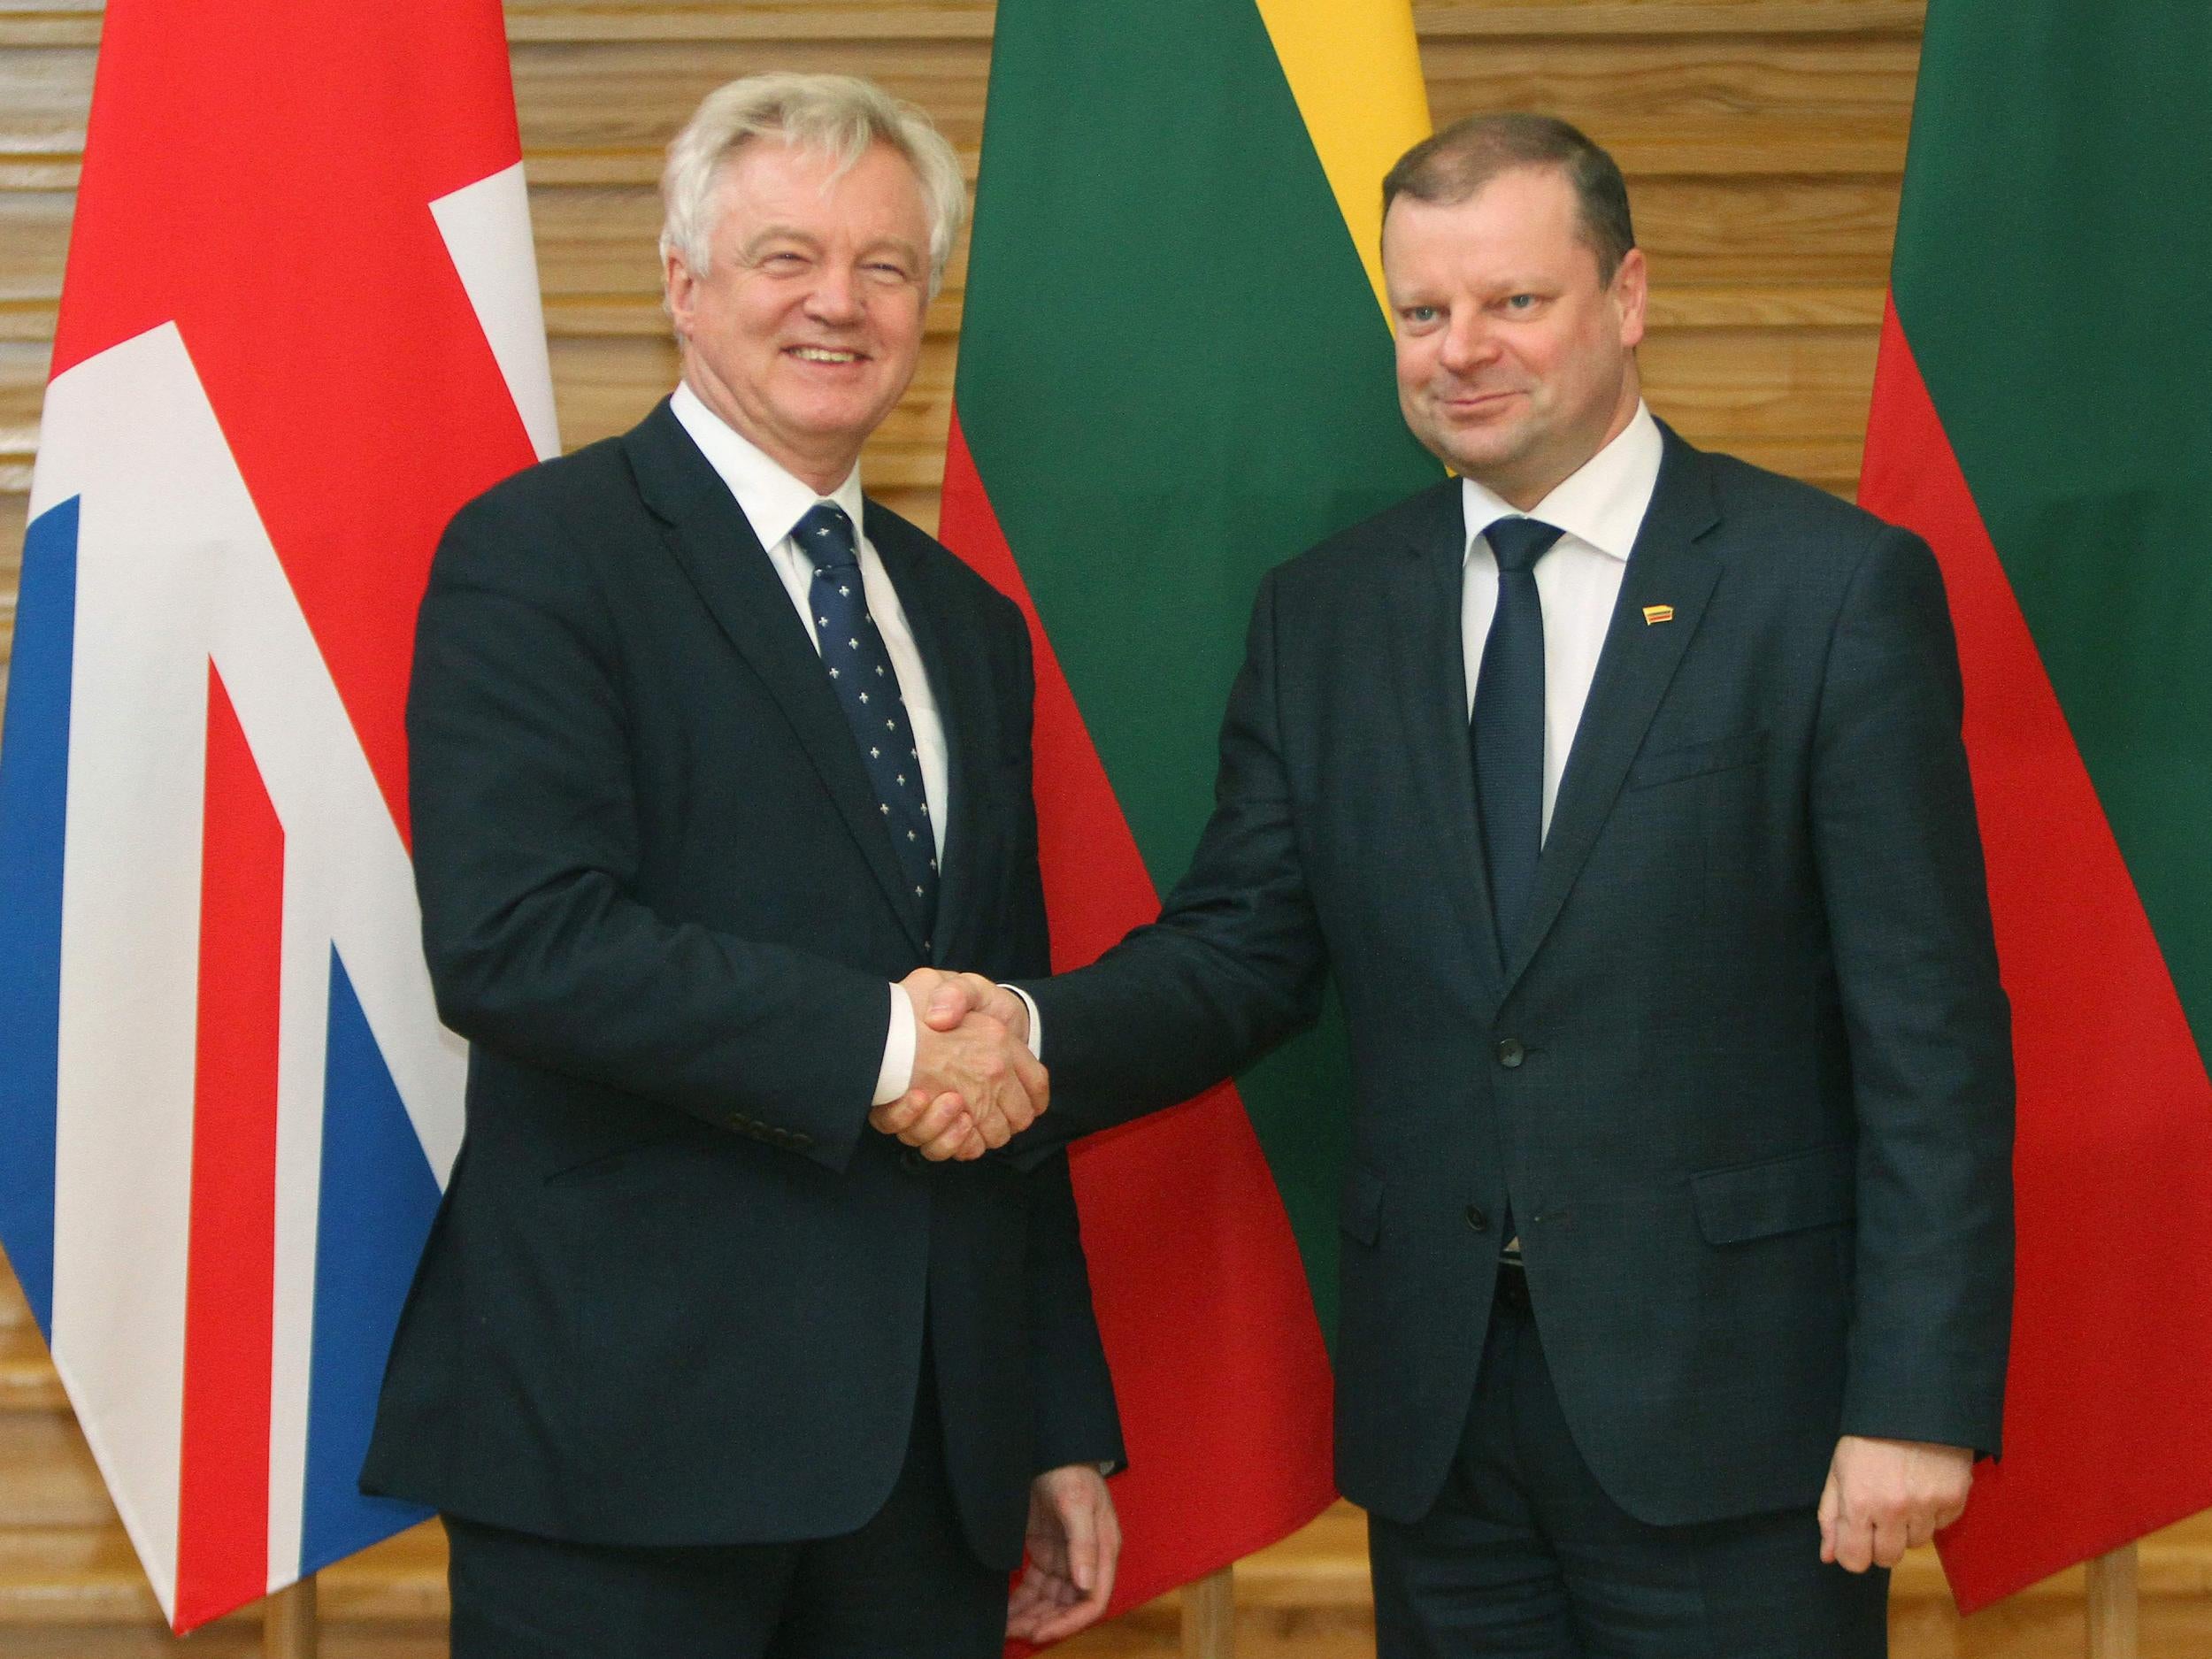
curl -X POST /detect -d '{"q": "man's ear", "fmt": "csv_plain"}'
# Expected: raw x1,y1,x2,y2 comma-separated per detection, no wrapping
1610,245,1648,350
664,251,696,339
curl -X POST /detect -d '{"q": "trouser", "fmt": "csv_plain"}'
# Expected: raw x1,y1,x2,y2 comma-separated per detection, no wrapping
1369,1265,1888,1659
445,1359,1003,1659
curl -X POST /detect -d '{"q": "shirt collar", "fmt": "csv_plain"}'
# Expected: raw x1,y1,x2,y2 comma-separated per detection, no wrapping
1461,399,1663,567
670,380,868,553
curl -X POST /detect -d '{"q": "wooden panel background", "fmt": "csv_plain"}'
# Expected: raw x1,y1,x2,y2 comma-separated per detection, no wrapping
3,2,2208,1655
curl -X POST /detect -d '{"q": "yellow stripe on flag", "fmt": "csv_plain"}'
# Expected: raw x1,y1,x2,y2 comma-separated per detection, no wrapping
1251,0,1432,321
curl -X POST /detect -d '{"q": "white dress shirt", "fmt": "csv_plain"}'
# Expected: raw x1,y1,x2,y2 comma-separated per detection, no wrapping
1460,401,1663,841
670,381,942,1105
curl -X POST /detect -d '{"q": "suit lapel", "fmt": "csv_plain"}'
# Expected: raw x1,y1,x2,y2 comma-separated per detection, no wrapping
623,402,928,953
1386,481,1507,1001
866,503,987,966
1500,426,1722,996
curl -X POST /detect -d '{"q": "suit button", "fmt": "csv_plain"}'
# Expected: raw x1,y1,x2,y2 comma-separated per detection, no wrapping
1495,1038,1525,1068
790,1133,814,1152
1463,1206,1488,1233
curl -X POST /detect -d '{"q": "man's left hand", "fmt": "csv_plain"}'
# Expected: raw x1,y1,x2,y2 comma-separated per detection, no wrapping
1007,1463,1119,1644
923,971,1032,1043
1817,1434,1974,1572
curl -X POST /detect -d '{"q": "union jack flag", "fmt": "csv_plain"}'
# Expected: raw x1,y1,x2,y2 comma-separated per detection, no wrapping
0,0,555,1631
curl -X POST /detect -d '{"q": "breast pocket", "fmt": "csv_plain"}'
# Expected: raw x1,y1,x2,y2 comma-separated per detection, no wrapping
1626,729,1766,792
1625,729,1774,935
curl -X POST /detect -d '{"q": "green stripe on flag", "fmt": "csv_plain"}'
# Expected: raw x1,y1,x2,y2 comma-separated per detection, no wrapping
1889,5,2212,1059
957,0,1440,1334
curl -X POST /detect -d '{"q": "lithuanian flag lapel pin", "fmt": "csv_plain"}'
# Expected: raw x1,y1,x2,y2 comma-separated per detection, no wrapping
1642,603,1675,626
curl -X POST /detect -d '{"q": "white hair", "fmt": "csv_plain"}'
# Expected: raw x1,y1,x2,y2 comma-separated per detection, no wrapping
659,73,966,297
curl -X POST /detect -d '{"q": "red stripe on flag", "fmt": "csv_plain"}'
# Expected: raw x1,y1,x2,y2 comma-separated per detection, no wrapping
51,0,541,844
1861,300,2212,1610
173,667,285,1631
941,413,1337,1629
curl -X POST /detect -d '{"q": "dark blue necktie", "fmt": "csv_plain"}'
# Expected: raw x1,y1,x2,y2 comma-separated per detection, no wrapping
1472,516,1564,961
795,503,939,944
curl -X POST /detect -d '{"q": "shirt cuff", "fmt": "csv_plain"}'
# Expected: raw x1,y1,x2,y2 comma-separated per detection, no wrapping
1005,983,1042,1059
874,982,917,1107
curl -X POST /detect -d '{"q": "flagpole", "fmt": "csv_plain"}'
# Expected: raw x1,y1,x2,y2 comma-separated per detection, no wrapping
1180,1564,1233,1659
2085,1543,2138,1659
263,1574,318,1659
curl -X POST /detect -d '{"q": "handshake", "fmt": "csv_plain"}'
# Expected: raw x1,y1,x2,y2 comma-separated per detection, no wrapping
869,968,1045,1162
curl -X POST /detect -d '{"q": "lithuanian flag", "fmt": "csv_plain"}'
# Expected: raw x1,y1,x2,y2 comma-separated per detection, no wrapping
1860,0,2212,1612
941,0,1434,1623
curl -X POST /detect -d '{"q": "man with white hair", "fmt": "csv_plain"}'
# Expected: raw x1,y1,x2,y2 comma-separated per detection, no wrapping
363,73,1124,1655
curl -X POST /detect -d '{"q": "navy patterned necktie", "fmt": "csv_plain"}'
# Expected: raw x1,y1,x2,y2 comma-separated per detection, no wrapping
1472,516,1565,961
794,502,938,944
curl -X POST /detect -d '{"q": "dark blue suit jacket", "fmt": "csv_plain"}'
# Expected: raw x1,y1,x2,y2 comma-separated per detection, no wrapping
363,400,1121,1567
1024,426,2012,1528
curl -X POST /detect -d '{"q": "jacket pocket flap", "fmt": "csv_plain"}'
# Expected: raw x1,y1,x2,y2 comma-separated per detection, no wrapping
1628,729,1766,790
1340,1163,1386,1245
1691,1143,1854,1244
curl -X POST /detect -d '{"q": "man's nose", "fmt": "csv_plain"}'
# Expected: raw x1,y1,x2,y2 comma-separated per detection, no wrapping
1439,310,1497,374
804,262,863,323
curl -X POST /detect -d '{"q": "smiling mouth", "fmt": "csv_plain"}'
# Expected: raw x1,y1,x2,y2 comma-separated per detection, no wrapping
1440,389,1524,416
787,345,864,365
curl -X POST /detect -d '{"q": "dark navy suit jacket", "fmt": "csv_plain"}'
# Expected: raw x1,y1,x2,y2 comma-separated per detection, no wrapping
363,400,1122,1568
1023,426,2012,1528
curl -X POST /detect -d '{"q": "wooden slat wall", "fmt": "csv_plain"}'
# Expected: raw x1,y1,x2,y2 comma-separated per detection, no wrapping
9,4,2200,1657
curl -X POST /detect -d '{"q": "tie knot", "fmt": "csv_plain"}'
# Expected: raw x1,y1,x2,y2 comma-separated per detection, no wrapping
796,502,859,572
1486,517,1564,575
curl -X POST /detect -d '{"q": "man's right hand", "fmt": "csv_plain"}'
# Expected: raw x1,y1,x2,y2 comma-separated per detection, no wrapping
868,969,1048,1162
